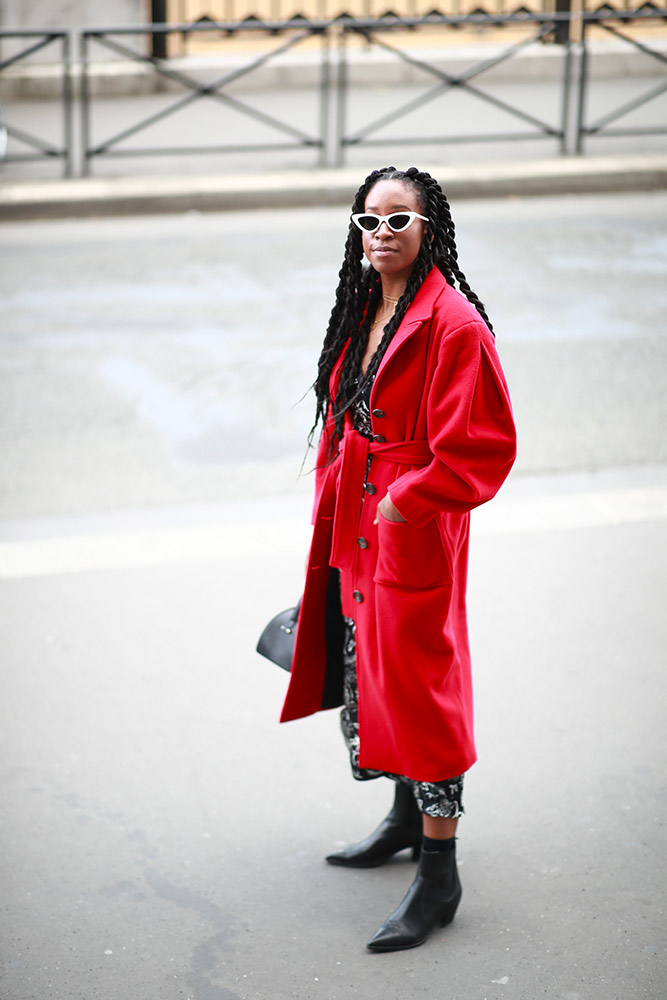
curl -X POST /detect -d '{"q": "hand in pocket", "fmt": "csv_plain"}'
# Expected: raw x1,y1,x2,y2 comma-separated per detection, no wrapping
374,493,407,524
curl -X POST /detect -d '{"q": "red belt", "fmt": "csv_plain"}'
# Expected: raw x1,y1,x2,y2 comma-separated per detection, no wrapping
329,429,433,570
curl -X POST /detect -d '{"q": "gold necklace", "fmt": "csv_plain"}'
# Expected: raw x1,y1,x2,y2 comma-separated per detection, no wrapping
371,310,391,331
371,294,399,331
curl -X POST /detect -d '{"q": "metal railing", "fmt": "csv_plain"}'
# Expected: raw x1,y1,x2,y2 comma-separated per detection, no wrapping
80,12,576,174
80,20,332,174
334,12,575,166
0,6,666,177
0,29,73,176
576,8,667,153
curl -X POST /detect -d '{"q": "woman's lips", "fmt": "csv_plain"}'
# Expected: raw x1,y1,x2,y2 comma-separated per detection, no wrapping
372,246,396,256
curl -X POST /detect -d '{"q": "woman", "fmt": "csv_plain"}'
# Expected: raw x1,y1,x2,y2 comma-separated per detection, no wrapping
280,166,516,952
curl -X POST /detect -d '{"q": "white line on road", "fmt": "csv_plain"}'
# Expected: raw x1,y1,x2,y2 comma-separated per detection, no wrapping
1,484,666,580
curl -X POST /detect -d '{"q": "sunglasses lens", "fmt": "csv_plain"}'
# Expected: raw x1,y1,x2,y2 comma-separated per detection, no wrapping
357,215,380,231
388,214,411,231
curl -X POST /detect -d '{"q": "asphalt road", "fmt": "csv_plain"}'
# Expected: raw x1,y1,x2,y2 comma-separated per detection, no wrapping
1,191,667,518
1,192,666,1000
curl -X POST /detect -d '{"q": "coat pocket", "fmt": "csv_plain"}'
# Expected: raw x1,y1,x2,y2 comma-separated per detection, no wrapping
373,513,453,589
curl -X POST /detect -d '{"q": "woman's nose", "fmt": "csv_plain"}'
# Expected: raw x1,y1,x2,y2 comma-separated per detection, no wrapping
376,221,393,237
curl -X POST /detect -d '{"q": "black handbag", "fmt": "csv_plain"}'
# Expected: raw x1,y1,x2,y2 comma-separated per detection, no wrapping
256,599,301,672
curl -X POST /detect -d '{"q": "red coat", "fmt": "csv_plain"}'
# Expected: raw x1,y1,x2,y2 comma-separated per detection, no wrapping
281,267,516,781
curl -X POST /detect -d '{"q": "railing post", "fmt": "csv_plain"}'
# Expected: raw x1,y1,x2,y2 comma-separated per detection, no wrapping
151,0,168,60
575,19,589,154
62,31,74,177
333,26,347,168
80,31,91,176
559,35,573,154
319,29,331,168
553,0,571,46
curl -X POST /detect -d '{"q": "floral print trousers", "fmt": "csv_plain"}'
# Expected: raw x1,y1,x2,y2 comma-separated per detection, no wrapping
340,615,465,819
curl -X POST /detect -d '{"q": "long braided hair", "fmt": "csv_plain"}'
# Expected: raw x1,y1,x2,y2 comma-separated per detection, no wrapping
311,166,493,459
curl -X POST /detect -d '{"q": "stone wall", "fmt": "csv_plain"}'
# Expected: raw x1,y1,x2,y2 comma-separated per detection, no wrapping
0,0,144,60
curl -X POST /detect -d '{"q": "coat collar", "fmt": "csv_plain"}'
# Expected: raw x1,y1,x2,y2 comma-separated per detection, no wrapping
374,266,447,385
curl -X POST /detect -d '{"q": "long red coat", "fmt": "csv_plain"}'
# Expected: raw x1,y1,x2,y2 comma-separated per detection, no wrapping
281,267,517,781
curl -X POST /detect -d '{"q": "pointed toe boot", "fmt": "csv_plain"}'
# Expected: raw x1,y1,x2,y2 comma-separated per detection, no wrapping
326,782,422,869
366,846,462,952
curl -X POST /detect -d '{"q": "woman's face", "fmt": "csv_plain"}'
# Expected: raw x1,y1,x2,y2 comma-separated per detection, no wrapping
361,179,426,284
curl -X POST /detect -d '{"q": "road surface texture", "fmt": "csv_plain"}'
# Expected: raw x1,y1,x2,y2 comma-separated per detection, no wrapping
1,191,666,999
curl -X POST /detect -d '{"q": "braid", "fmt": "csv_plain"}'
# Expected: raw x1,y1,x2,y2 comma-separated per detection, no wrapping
310,167,388,455
310,165,494,459
413,169,495,334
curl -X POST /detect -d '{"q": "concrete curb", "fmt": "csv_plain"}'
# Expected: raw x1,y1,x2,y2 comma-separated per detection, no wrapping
1,154,666,220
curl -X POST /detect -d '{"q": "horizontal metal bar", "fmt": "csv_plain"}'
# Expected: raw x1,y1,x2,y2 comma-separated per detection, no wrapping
343,130,556,146
2,151,65,162
85,141,321,159
582,125,667,138
0,29,67,38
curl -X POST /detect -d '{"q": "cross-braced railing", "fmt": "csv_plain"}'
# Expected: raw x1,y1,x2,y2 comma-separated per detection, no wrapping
333,12,576,165
576,7,667,153
80,20,332,175
0,7,666,177
0,29,73,176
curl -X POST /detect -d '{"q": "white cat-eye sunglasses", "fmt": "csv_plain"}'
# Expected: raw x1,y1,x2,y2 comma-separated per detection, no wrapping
351,212,429,234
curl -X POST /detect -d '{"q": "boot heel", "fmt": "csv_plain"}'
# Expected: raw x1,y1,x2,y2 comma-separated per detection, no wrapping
411,844,421,861
439,885,462,926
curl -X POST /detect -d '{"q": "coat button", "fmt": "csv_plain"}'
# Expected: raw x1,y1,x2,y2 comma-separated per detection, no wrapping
372,408,385,418
374,434,386,443
365,483,377,495
353,590,364,603
357,537,368,549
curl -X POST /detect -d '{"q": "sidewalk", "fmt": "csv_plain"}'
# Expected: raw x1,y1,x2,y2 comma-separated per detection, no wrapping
1,153,666,219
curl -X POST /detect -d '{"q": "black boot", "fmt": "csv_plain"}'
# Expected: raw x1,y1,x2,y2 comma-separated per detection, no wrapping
325,782,422,868
366,842,462,952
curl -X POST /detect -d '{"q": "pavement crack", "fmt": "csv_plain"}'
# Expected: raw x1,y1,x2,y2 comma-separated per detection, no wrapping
143,866,240,1000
